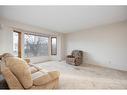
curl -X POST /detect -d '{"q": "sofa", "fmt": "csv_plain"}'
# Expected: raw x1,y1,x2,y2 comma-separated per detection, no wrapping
0,53,60,89
66,50,83,66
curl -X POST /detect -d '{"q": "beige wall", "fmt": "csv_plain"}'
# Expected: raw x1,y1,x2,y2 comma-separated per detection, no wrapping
1,16,127,71
65,21,127,71
50,33,65,61
0,17,64,63
0,25,13,54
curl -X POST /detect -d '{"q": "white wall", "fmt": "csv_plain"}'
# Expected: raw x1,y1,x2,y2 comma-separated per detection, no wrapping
0,24,13,54
0,17,63,63
65,21,127,71
50,33,65,61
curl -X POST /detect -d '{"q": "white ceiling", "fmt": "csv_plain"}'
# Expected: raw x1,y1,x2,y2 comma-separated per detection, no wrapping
0,6,127,33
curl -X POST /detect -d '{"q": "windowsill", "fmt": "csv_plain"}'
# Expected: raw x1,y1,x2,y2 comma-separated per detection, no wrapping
24,55,49,59
28,56,50,64
51,54,57,56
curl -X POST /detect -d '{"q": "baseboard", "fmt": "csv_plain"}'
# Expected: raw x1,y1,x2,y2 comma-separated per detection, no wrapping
86,62,127,72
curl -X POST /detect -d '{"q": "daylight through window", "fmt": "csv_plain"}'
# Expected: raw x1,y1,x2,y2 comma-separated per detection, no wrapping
24,33,49,57
51,37,57,55
13,32,19,56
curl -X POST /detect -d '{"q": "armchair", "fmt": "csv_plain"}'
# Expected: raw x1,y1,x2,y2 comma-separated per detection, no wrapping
66,50,83,66
0,53,60,89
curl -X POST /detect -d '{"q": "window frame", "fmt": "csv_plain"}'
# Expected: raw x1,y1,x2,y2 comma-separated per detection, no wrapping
13,30,22,58
51,37,57,55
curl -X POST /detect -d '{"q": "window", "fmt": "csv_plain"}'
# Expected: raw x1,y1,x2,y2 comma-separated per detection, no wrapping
13,32,18,56
51,37,57,55
13,31,22,57
24,33,48,57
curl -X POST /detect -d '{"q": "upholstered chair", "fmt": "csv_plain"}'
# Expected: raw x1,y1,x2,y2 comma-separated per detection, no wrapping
66,50,83,66
0,53,60,89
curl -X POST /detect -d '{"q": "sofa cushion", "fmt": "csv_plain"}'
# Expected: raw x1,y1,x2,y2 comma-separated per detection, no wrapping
11,62,33,89
32,71,51,86
5,57,33,89
1,67,23,89
29,66,38,74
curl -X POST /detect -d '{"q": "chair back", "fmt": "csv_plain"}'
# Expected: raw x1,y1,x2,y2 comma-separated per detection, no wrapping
71,50,83,58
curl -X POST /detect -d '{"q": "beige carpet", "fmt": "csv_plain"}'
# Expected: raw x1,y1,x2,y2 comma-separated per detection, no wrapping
34,61,127,89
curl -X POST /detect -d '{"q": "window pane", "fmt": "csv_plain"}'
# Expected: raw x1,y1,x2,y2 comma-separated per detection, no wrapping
51,37,57,55
24,34,48,57
13,32,18,56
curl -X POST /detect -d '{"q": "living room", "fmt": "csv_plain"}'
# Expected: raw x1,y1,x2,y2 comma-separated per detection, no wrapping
0,4,127,92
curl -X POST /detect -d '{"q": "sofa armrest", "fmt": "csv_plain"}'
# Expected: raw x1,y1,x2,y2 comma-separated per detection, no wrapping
48,71,60,79
32,70,60,86
32,71,51,86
